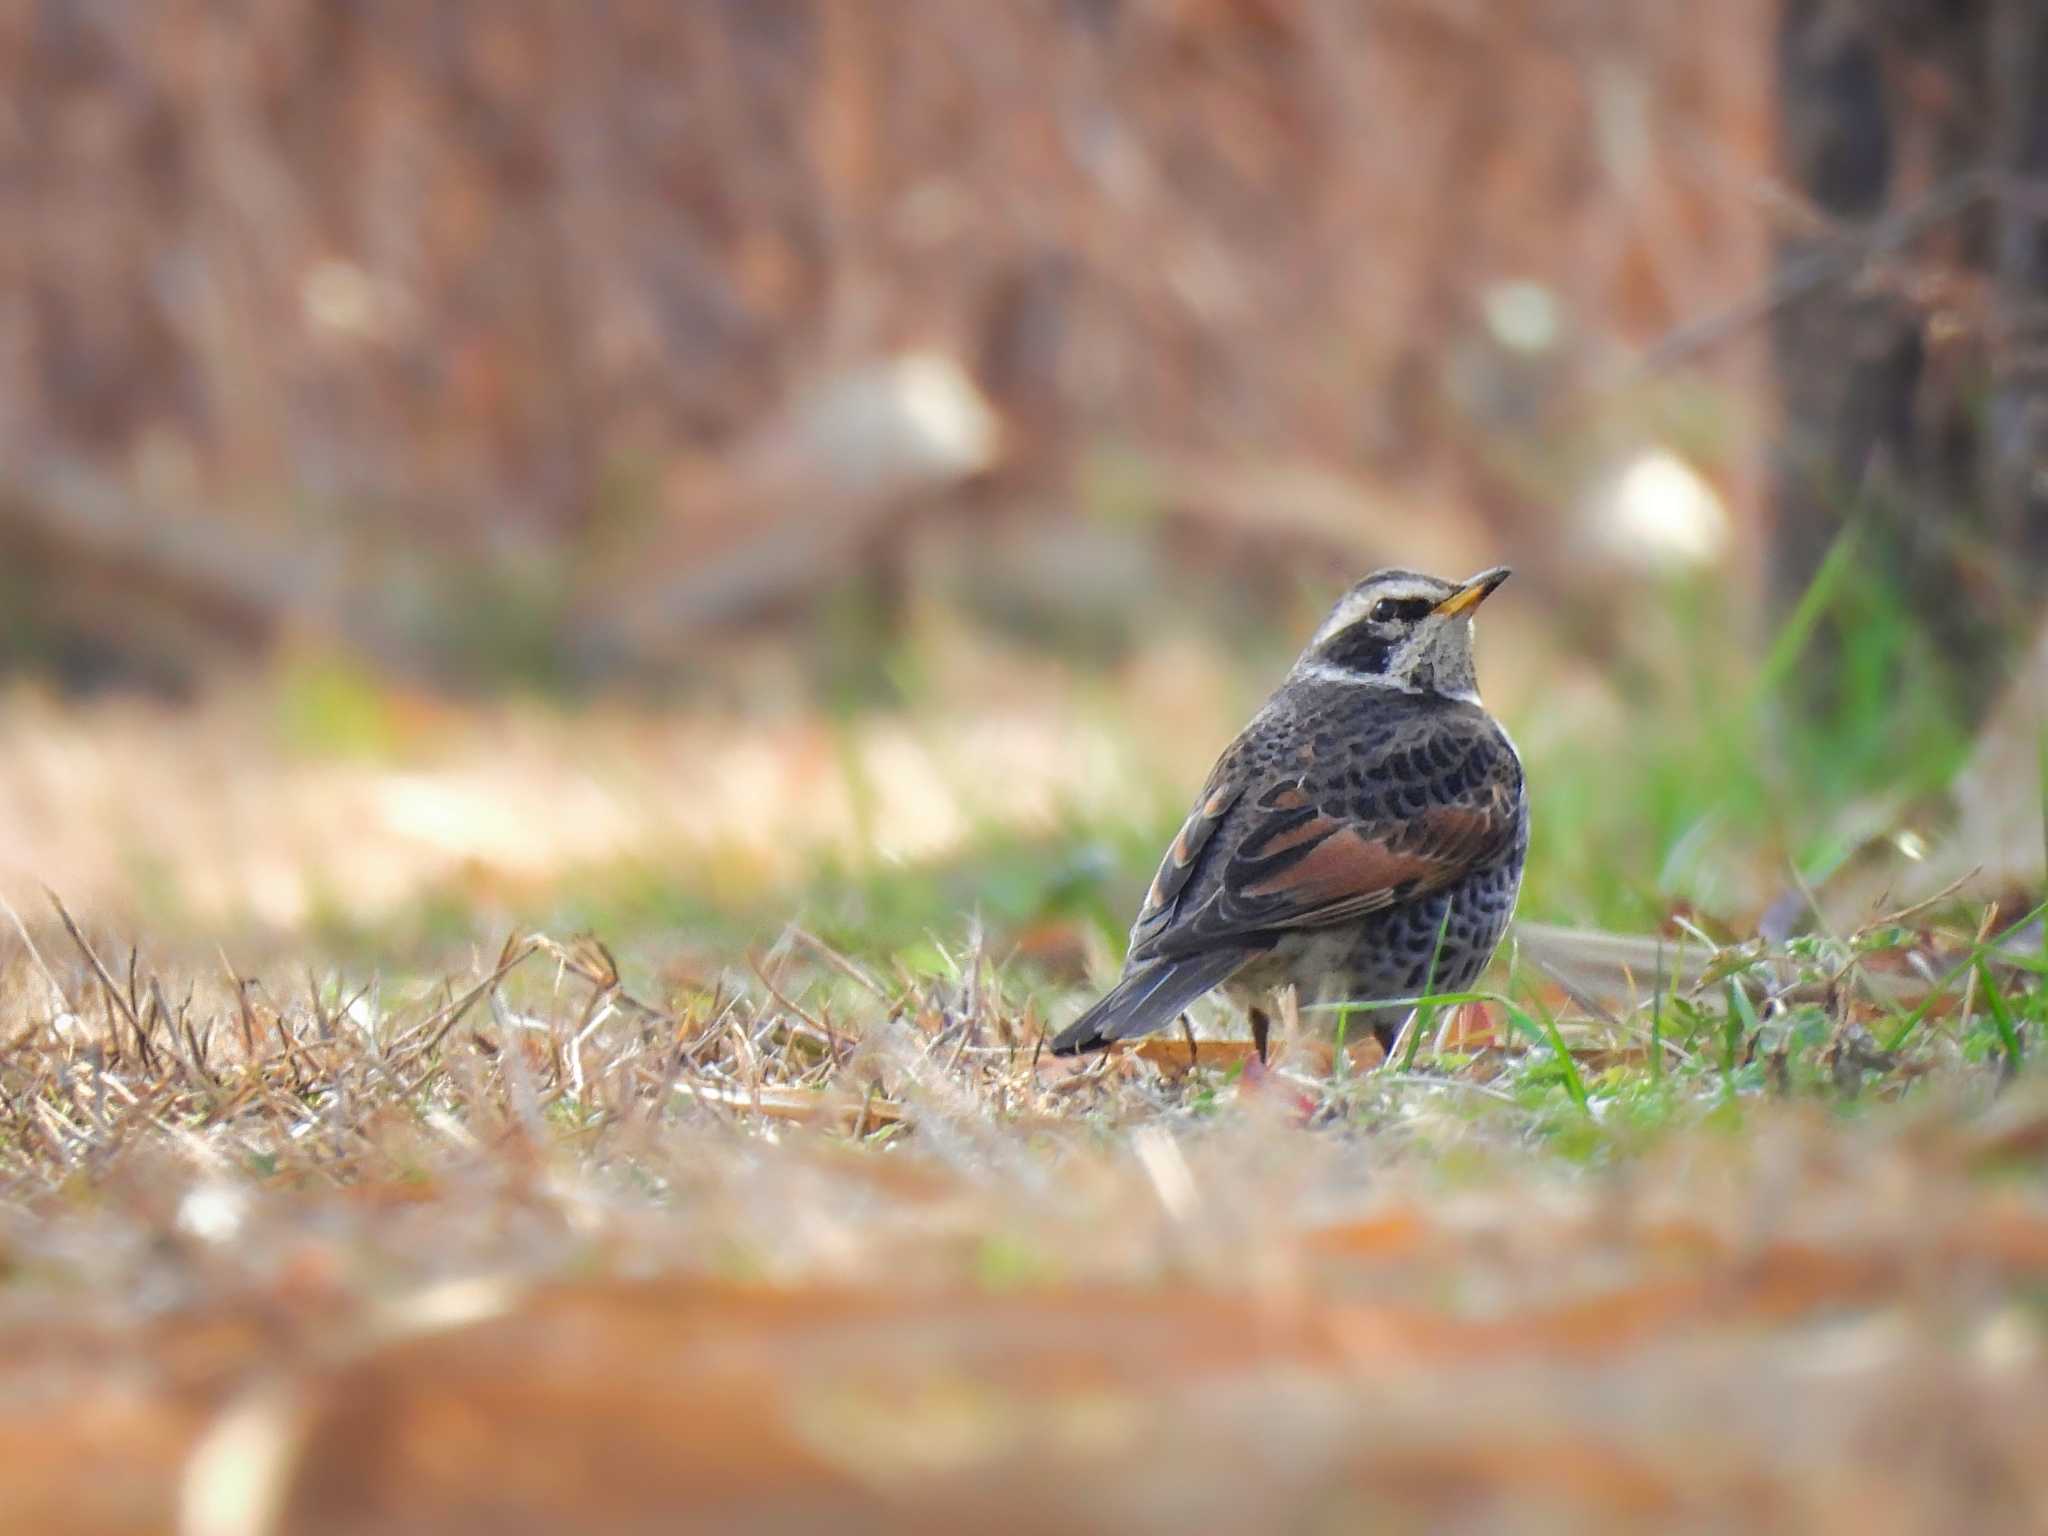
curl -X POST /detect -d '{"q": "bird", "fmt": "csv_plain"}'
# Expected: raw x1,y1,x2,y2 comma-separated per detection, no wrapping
1049,566,1526,1062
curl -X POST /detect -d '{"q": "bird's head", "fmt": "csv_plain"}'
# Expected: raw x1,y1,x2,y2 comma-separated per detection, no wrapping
1295,566,1511,700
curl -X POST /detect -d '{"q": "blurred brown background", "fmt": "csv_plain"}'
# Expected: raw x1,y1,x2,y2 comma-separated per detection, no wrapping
0,0,2041,936
1,1,1787,684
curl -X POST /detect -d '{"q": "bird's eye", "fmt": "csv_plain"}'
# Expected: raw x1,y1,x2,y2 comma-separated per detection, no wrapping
1370,596,1433,624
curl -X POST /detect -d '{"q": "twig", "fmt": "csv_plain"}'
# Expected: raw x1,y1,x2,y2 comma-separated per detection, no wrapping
47,892,154,1072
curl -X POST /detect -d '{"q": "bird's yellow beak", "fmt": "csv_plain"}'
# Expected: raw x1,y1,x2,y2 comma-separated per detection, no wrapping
1433,566,1511,619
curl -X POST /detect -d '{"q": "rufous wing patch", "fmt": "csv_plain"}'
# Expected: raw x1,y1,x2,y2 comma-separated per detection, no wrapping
1239,825,1437,911
1240,814,1328,861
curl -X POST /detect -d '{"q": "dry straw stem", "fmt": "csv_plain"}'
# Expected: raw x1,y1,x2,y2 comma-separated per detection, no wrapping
0,903,2043,1532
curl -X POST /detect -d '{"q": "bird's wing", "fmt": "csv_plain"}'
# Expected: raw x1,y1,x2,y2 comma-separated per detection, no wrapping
1125,774,1246,956
1133,705,1522,962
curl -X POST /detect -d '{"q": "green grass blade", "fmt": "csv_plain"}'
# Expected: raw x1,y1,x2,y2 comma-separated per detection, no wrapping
1748,522,1861,709
1976,956,2024,1069
1650,936,1666,1086
1502,991,1588,1112
1724,978,1761,1091
1883,897,2048,1052
1882,948,1980,1053
1400,904,1456,1071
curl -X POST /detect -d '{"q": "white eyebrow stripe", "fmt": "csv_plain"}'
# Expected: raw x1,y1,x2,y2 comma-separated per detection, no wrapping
1310,594,1374,647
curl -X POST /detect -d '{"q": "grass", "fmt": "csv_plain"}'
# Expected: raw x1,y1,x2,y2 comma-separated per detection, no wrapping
1,554,2044,1532
2,874,2042,1207
5,809,2043,1196
1521,542,1978,929
5,878,2048,1531
550,545,1989,956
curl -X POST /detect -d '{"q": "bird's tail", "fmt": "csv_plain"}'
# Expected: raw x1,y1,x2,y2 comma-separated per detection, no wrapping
1048,949,1249,1056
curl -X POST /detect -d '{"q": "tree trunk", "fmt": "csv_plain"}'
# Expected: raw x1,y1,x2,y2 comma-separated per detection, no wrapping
1769,0,2043,722
1988,0,2048,581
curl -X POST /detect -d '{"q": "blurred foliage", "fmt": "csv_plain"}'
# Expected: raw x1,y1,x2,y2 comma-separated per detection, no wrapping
274,651,415,760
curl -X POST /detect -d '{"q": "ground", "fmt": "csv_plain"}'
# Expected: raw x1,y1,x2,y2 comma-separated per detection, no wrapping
1,605,2045,1535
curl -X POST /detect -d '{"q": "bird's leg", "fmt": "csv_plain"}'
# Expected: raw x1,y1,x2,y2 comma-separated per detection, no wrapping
1249,1006,1272,1064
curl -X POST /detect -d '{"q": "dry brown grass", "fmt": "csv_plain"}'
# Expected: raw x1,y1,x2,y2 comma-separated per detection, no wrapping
1,892,2046,1534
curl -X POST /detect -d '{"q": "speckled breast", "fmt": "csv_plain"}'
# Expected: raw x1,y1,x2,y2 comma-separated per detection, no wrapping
1227,810,1527,1030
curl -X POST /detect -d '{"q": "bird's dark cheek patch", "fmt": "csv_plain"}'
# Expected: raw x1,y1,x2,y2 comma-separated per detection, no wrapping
1322,628,1395,674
